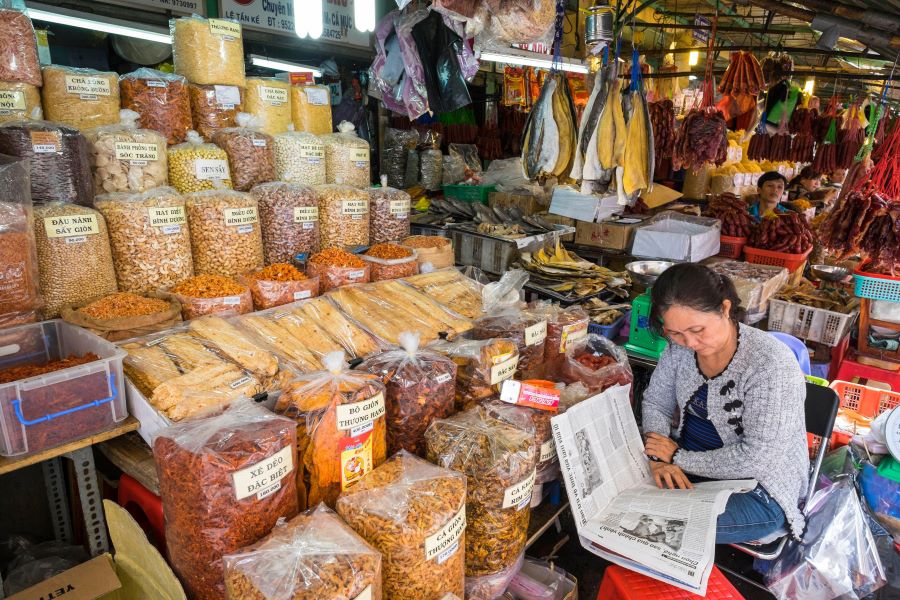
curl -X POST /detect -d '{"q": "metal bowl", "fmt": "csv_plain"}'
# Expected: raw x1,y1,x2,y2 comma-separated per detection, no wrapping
626,261,674,286
810,264,853,283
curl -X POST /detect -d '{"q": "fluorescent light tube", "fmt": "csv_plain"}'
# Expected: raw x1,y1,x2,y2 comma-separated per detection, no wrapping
27,6,171,44
250,55,322,77
354,0,375,33
480,51,589,74
294,0,323,39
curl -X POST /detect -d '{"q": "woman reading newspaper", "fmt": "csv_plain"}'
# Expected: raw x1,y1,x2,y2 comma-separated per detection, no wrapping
640,263,809,544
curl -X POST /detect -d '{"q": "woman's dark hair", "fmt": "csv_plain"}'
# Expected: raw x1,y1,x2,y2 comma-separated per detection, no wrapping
757,171,788,189
649,263,746,336
788,166,821,188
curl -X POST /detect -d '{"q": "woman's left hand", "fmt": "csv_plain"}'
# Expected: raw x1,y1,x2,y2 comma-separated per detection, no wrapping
645,433,679,463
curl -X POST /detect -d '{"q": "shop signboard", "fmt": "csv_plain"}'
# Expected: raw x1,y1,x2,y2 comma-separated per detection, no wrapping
100,0,204,15
219,0,371,47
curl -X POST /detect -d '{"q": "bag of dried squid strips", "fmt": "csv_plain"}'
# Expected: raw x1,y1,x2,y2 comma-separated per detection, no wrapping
224,504,382,600
336,450,466,600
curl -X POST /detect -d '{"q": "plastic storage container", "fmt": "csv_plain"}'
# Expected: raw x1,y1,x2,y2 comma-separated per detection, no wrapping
853,262,900,303
0,320,127,456
830,380,900,418
766,298,857,347
743,245,812,273
717,235,746,259
443,184,496,204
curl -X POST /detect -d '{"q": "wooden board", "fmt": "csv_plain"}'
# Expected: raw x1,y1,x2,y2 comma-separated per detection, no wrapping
97,431,159,495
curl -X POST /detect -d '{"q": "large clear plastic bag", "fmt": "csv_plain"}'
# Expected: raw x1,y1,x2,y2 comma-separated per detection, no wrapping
243,77,291,136
764,480,886,600
336,450,467,600
212,113,276,192
41,65,120,130
476,0,557,49
189,83,242,140
0,8,41,87
382,128,418,189
483,399,557,485
291,84,332,136
85,109,168,194
531,302,589,376
0,82,41,125
168,130,233,193
429,337,519,411
119,68,192,145
369,175,411,244
0,155,40,328
558,333,633,397
184,189,263,278
223,504,381,600
252,181,320,264
323,121,371,188
153,399,299,600
274,129,325,186
171,15,245,87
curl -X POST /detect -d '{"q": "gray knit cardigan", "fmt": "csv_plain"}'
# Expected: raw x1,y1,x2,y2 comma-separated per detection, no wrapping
641,323,809,539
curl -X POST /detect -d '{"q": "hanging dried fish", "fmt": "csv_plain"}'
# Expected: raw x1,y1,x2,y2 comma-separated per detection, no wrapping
521,71,578,182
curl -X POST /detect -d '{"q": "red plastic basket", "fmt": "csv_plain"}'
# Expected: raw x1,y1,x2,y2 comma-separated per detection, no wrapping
597,565,742,599
717,235,746,259
830,380,900,418
743,245,812,272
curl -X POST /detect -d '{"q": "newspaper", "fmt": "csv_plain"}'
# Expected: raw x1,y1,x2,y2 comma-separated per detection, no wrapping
551,384,756,595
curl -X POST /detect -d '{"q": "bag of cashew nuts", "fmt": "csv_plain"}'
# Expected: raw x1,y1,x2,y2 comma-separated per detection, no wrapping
316,184,370,249
85,109,168,195
212,113,276,192
185,189,263,278
94,186,194,293
251,182,320,264
323,121,371,188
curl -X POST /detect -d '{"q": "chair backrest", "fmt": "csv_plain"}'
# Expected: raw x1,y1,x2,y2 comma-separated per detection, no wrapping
770,332,812,376
804,381,840,438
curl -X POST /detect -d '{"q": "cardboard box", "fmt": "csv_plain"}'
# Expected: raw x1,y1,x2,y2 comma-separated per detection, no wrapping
575,217,646,250
640,183,682,209
9,555,121,600
489,191,548,216
539,213,576,242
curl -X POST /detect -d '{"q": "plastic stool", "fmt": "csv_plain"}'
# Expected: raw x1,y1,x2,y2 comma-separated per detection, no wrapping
834,356,900,391
597,565,743,599
117,473,166,557
828,334,852,382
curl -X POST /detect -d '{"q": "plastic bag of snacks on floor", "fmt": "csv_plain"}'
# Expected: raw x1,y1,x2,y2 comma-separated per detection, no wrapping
0,82,42,125
171,15,245,87
41,66,120,130
306,248,370,293
429,337,518,411
239,263,319,310
224,504,382,600
317,184,370,248
274,128,326,185
189,83,242,140
119,68,192,145
323,122,370,188
0,8,42,86
85,109,168,194
361,244,418,281
153,399,299,600
212,113,276,192
94,187,193,294
336,451,467,600
0,156,41,327
360,332,456,456
253,182,320,264
275,351,387,510
167,130,232,193
291,84,332,135
0,120,93,206
60,292,180,342
33,203,117,319
559,332,633,396
534,303,589,375
426,407,537,583
402,235,454,270
484,399,557,486
168,274,252,320
369,176,411,244
242,77,291,136
185,190,263,277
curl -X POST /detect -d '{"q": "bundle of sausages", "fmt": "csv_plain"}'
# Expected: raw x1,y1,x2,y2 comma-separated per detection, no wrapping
717,52,765,96
673,107,728,171
819,190,895,260
748,212,814,254
649,99,675,167
703,192,753,237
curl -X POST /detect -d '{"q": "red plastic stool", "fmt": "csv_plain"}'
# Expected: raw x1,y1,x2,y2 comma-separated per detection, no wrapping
828,334,852,382
833,356,900,391
597,565,743,599
117,473,166,557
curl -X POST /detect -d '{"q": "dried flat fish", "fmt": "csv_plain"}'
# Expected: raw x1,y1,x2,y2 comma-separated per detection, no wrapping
522,72,577,182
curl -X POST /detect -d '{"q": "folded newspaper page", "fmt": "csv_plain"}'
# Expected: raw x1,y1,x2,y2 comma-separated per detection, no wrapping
551,384,756,595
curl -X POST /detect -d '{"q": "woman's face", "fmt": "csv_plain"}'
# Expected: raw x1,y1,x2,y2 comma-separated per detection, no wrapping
661,301,734,357
801,177,821,192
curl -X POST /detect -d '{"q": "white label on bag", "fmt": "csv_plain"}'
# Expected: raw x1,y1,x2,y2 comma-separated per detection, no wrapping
353,586,373,600
559,322,588,353
424,506,466,562
146,80,167,88
293,289,312,300
502,469,536,510
390,198,410,217
293,206,319,223
524,321,548,346
352,148,370,168
194,159,230,180
229,375,252,388
65,75,111,97
435,372,453,385
341,199,369,216
489,353,518,385
261,86,288,105
224,207,258,226
299,145,324,159
305,87,329,105
347,269,366,280
0,90,25,111
232,445,293,501
161,225,182,235
64,236,87,244
540,440,557,463
214,85,241,106
209,18,241,39
31,131,61,153
44,215,99,238
115,142,159,162
336,393,385,431
223,295,242,306
148,206,186,227
252,138,268,148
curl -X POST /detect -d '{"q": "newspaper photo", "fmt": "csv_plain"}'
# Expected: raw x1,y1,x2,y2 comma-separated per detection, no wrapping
551,384,756,595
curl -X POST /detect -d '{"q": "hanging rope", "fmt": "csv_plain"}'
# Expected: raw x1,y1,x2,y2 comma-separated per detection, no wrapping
551,0,566,71
699,0,719,110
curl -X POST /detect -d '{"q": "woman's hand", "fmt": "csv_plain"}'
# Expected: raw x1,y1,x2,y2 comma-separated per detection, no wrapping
650,462,693,490
645,432,679,463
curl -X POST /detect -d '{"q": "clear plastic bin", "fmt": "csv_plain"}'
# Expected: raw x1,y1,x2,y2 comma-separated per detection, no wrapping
0,320,127,456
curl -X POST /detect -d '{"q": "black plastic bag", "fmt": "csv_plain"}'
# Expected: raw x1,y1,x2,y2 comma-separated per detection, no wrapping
411,11,471,115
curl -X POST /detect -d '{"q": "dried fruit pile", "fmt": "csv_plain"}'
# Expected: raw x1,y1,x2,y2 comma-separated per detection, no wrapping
703,193,753,237
747,212,814,254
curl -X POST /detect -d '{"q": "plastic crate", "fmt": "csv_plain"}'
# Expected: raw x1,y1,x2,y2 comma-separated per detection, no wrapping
834,355,900,390
717,235,746,259
597,565,741,599
830,380,900,418
743,245,812,273
442,184,496,204
853,264,900,302
588,313,627,340
767,298,858,347
0,320,127,456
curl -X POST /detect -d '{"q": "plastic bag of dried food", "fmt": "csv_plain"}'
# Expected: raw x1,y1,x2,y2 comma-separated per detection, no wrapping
449,143,482,175
189,83,242,140
224,504,382,600
119,68,192,145
323,121,370,188
252,182,320,264
275,351,387,510
291,84,332,136
382,128,418,189
419,134,443,192
274,128,326,185
307,248,370,293
0,8,42,86
85,109,168,195
0,120,93,206
0,83,42,125
477,0,556,48
238,263,319,310
213,113,276,192
244,77,291,136
167,274,252,320
429,337,519,411
369,175,411,244
41,65,120,130
316,184,370,248
360,332,456,456
466,553,525,600
336,451,466,600
94,187,193,294
185,190,263,278
484,399,557,487
168,130,233,193
153,399,299,600
0,156,41,328
426,407,537,581
361,245,419,282
532,302,589,374
171,15,245,87
33,202,117,319
559,332,633,396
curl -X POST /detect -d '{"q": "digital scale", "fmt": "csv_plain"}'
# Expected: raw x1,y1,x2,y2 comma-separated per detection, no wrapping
624,261,674,360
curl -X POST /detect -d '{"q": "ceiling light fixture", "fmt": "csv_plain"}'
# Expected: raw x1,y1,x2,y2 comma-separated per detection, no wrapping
804,78,815,95
294,0,323,39
27,5,171,44
688,50,700,66
354,0,376,33
480,50,589,74
250,55,322,77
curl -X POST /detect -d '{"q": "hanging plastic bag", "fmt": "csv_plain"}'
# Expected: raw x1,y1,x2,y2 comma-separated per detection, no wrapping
411,11,472,115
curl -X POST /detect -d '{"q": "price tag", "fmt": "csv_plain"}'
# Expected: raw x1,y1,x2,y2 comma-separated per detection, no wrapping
524,320,547,346
540,440,557,462
146,80,168,88
502,469,536,510
232,445,293,501
435,372,453,385
194,159,230,181
293,289,313,301
347,269,366,280
305,87,329,105
31,131,61,153
222,296,242,306
251,138,268,148
214,85,241,106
